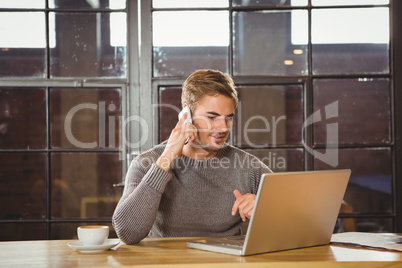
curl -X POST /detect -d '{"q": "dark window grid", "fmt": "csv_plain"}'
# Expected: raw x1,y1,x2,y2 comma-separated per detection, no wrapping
150,4,391,82
154,80,395,223
151,5,391,78
0,83,126,240
0,153,123,238
47,85,125,239
155,89,393,224
151,1,390,77
151,3,394,230
312,77,393,147
153,76,394,148
150,4,390,12
153,77,306,146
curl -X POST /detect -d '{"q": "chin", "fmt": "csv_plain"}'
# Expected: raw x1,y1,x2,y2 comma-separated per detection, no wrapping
192,140,226,153
206,140,228,152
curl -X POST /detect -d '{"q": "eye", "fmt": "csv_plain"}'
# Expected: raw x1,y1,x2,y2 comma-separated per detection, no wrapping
225,116,234,122
208,116,218,120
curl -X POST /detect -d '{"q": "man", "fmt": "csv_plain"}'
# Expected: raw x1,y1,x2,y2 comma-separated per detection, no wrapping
113,69,272,244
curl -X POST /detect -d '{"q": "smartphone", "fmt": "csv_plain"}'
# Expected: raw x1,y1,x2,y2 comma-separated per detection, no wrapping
178,105,192,145
178,105,192,124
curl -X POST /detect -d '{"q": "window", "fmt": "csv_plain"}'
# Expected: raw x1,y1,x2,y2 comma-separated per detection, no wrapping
0,0,127,240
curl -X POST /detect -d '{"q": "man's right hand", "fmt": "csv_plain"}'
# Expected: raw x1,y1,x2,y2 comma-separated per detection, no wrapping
156,112,196,172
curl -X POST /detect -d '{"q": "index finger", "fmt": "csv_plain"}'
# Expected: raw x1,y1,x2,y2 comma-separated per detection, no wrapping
231,196,243,216
176,112,188,127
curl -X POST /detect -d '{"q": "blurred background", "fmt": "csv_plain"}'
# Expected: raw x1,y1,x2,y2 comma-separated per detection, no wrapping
0,0,401,240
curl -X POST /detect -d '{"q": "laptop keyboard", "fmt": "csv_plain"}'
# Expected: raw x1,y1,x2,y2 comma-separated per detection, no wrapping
220,236,245,248
221,242,244,248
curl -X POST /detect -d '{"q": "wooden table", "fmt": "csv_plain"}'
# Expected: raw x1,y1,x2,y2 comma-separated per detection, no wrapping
1,236,402,267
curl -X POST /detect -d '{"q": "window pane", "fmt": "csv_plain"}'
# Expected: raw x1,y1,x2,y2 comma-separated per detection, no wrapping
51,152,122,218
314,148,392,214
50,12,126,78
233,0,307,6
0,0,44,9
50,87,122,149
312,8,389,74
0,88,47,149
313,78,391,145
234,85,304,147
49,0,126,9
0,12,45,48
153,0,228,8
0,153,47,220
153,11,229,77
0,12,46,77
245,149,304,172
0,223,46,241
233,10,308,76
158,86,182,142
312,0,389,6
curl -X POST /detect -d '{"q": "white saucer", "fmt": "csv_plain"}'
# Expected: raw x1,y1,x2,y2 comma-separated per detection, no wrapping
67,239,120,253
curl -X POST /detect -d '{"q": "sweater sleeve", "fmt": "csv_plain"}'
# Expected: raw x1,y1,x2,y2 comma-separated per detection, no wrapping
112,159,172,244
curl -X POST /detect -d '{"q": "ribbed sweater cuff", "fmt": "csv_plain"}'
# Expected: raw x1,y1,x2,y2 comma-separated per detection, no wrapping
143,163,172,192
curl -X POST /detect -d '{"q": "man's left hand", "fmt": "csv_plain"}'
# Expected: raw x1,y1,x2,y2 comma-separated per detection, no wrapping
231,189,256,221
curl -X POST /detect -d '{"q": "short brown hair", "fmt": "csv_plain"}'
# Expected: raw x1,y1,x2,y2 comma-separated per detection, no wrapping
181,69,238,112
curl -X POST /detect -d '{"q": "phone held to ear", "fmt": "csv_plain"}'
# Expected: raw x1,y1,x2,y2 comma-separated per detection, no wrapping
178,105,192,124
178,105,192,145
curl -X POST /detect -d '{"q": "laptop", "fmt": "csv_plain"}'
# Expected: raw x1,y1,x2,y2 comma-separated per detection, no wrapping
187,169,351,256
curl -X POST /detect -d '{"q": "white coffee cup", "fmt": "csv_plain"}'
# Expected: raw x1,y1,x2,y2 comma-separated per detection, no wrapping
77,225,109,246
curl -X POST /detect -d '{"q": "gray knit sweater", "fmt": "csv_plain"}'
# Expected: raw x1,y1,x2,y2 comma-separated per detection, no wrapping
112,143,272,245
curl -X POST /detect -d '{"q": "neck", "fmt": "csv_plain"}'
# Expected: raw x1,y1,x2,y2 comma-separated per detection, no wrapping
182,143,218,160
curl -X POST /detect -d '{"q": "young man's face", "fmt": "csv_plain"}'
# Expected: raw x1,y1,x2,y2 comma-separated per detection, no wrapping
191,94,235,153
